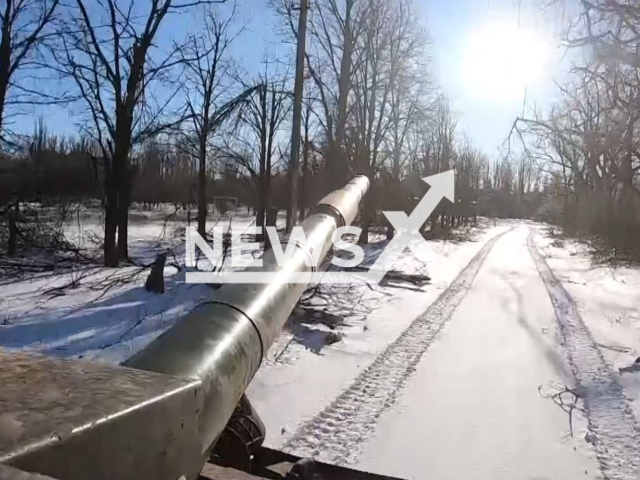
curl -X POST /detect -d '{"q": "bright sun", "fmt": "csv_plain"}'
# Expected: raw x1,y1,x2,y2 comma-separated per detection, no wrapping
461,21,550,101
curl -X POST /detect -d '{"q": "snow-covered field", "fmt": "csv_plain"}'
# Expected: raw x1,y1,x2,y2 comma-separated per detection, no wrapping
0,206,502,367
0,205,269,363
2,212,640,479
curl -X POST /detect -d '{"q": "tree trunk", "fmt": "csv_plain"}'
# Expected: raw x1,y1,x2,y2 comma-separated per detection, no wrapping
256,85,268,242
298,107,310,221
332,0,354,190
326,140,341,191
0,73,7,138
286,0,308,232
198,135,207,238
0,10,11,136
112,112,133,264
7,203,17,256
255,172,266,243
264,207,277,251
358,172,374,244
104,168,118,267
265,146,272,225
117,167,131,261
359,193,374,244
255,203,265,242
257,169,270,242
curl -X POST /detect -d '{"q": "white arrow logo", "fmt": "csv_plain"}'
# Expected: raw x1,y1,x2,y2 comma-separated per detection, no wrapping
365,170,455,283
185,169,455,284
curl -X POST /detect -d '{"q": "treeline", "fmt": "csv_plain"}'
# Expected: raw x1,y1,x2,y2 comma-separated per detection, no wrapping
0,124,324,210
512,0,640,255
0,100,538,232
370,98,543,239
0,0,547,265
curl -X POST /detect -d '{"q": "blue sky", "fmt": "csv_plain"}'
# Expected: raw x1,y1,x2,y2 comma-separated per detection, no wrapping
16,0,568,158
231,0,567,156
422,0,568,155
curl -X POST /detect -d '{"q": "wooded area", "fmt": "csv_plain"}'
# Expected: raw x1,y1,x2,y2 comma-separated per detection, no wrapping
511,0,640,256
1,0,638,267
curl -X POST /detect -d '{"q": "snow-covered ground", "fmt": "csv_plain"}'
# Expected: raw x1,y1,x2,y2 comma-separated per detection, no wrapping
0,206,270,363
0,208,500,367
247,221,513,449
354,226,601,479
3,212,640,480
251,223,640,480
531,226,640,426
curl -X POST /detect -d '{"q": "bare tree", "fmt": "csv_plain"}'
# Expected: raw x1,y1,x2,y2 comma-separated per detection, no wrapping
220,63,290,241
56,0,225,265
425,95,456,230
177,4,255,238
455,138,485,225
271,0,362,190
274,0,432,242
351,0,393,243
332,0,356,189
381,0,431,237
298,95,318,220
503,0,640,253
0,0,59,141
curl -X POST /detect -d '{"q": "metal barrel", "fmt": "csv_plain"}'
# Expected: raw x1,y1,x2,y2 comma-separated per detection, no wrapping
124,175,370,464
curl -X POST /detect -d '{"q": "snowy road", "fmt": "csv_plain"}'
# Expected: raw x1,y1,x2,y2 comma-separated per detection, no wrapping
6,217,633,479
354,226,605,479
274,226,640,479
4,213,638,478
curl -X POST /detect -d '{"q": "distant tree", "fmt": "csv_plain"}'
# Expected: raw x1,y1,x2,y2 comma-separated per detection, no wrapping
358,0,431,240
57,0,225,265
271,0,360,190
506,0,640,254
219,62,290,241
177,4,256,238
0,0,60,142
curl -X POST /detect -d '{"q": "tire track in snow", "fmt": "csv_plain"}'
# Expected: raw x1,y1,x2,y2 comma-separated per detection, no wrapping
282,229,510,465
527,232,640,480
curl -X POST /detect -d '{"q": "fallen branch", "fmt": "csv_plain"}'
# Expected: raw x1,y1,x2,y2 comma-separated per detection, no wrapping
596,342,632,354
345,265,431,287
538,384,580,437
619,357,640,374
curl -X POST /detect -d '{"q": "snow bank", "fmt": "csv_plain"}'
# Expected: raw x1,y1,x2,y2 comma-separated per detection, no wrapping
532,227,640,427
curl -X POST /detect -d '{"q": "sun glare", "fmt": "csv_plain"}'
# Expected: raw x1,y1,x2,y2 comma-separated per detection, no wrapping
461,21,550,101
